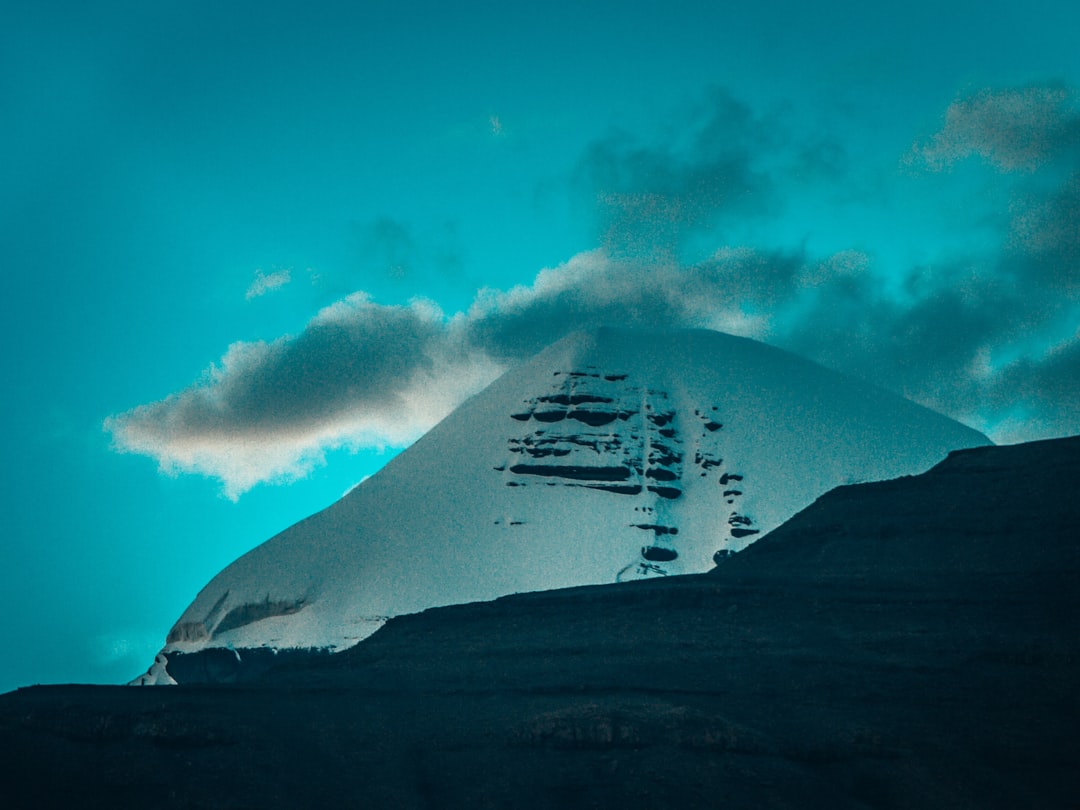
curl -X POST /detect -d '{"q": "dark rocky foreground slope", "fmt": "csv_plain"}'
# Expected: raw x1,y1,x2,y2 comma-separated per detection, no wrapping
2,436,1078,809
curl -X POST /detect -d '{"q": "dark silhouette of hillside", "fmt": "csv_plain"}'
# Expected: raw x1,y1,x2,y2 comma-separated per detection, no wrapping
1,436,1077,809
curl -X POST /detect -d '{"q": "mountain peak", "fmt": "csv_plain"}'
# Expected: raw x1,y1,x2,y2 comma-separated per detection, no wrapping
135,328,989,684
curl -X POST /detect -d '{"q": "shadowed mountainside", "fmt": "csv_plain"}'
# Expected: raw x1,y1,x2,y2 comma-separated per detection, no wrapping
1,436,1077,809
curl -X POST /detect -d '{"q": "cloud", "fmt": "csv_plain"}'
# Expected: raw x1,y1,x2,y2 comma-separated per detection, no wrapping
574,88,782,261
909,85,1078,172
107,294,502,498
111,239,1077,498
1008,169,1080,278
108,86,1080,496
464,248,802,362
986,327,1080,434
245,267,292,300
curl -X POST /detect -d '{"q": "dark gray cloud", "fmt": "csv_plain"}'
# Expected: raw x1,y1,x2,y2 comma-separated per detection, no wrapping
1009,169,1080,283
106,294,500,498
990,333,1080,432
206,296,440,432
464,248,805,362
909,84,1078,172
574,89,782,261
873,83,1080,433
108,86,1080,495
773,261,1019,415
776,83,1080,434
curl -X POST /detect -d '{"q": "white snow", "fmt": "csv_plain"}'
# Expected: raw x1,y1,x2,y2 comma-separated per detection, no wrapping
139,327,991,681
129,652,177,686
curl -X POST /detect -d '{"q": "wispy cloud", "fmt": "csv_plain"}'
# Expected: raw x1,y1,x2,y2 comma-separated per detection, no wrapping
574,89,782,261
107,85,1080,496
245,267,293,300
908,84,1077,172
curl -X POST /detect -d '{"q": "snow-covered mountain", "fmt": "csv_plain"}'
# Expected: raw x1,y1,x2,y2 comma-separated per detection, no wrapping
136,327,990,684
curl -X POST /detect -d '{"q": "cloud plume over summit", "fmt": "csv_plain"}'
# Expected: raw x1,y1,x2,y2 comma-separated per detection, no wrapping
107,86,1080,496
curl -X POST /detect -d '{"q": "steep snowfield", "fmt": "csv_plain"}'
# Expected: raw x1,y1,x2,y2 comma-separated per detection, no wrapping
137,327,990,683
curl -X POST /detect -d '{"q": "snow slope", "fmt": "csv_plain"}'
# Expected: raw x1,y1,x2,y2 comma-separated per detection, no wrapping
137,327,990,683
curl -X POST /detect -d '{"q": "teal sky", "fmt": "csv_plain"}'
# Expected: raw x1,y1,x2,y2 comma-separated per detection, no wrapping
2,0,1078,692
